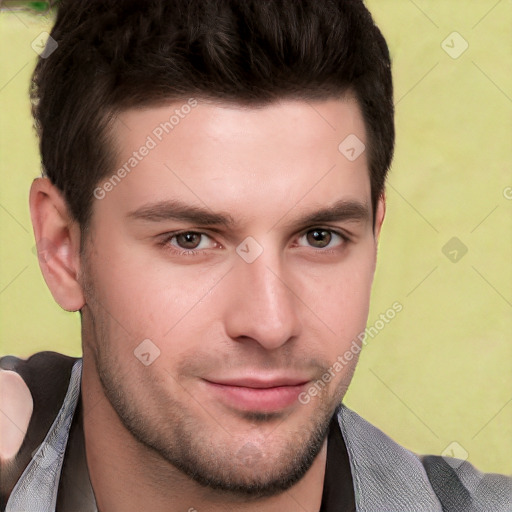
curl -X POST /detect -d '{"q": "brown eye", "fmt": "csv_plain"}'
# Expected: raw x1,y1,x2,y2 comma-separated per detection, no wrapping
297,228,347,251
306,229,332,248
161,231,218,257
175,232,203,249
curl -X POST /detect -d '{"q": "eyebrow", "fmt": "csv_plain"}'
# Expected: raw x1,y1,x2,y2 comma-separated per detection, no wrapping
127,200,236,226
126,198,370,230
279,199,370,231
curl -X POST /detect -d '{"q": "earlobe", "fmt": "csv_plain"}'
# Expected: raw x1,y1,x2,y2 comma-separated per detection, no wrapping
29,177,85,312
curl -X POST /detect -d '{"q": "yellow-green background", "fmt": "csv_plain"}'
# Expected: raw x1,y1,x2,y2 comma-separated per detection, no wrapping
1,1,510,474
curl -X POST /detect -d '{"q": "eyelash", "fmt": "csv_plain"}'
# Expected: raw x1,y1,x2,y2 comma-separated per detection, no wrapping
159,228,351,257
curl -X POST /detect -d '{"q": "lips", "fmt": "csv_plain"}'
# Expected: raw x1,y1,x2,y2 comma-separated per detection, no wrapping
202,376,310,413
208,377,309,388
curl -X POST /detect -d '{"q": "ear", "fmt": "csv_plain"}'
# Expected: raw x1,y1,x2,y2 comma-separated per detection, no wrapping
29,177,85,311
373,192,386,240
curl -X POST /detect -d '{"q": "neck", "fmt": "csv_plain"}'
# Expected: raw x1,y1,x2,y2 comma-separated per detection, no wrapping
80,354,327,512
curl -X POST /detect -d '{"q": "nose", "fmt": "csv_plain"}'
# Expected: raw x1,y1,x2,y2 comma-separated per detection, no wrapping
222,248,302,351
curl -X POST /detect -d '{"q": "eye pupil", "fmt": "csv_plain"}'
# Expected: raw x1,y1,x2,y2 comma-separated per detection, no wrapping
307,229,331,248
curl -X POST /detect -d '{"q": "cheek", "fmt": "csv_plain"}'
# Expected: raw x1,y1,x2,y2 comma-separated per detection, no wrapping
86,231,221,338
297,250,375,338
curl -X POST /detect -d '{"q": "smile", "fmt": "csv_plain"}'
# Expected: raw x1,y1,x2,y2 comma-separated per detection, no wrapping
202,378,309,413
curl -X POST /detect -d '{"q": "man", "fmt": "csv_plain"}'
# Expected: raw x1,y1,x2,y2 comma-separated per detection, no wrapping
0,0,510,510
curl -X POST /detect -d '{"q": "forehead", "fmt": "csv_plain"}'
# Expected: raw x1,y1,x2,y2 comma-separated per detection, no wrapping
95,98,370,227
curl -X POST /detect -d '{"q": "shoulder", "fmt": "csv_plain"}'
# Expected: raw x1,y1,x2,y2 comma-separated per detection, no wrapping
421,453,512,512
337,404,512,512
0,351,78,506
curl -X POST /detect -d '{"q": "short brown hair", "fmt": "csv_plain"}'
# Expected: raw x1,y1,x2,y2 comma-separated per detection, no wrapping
30,0,394,232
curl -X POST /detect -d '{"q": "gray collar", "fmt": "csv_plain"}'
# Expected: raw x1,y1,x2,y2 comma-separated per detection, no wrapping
6,359,89,512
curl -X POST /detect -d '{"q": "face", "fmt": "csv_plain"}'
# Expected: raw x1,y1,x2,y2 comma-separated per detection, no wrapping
80,97,383,497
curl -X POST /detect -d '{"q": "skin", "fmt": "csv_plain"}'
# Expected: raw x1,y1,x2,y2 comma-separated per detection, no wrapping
0,371,33,461
29,97,385,511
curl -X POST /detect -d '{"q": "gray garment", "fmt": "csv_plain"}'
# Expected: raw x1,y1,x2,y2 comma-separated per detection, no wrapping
6,359,82,512
6,359,512,511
